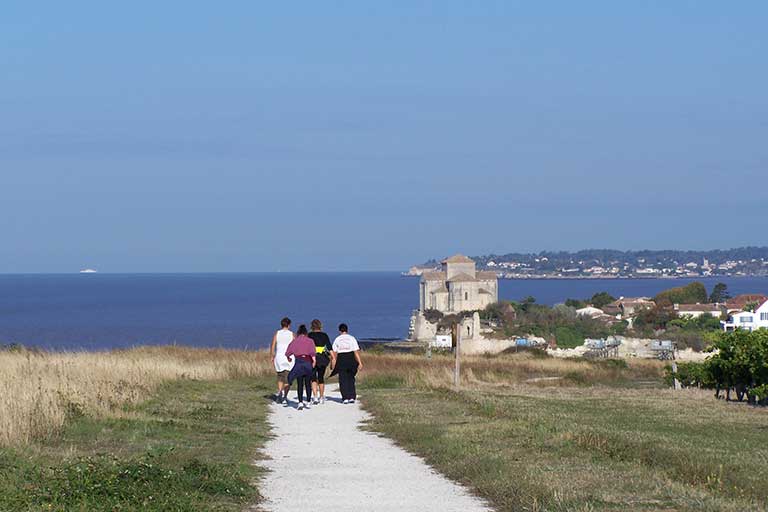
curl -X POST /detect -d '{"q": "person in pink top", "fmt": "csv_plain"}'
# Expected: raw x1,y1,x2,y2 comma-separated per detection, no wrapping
283,324,316,410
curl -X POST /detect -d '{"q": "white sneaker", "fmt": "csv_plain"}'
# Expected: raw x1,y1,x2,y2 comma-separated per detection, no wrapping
342,399,350,404
319,397,325,404
303,401,311,409
349,399,356,404
297,402,305,410
312,398,319,405
283,398,290,407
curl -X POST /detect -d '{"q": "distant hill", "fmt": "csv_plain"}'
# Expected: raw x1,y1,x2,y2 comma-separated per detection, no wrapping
417,247,768,278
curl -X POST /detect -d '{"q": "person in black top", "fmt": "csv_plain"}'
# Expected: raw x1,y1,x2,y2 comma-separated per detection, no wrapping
308,319,332,405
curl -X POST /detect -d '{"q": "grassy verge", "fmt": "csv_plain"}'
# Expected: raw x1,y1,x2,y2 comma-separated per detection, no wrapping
360,354,768,512
0,376,272,511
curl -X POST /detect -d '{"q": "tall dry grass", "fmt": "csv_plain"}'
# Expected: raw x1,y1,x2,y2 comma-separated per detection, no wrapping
0,346,270,446
360,351,665,390
0,345,664,447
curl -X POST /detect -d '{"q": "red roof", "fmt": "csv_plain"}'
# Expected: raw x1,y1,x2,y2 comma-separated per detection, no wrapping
725,294,768,310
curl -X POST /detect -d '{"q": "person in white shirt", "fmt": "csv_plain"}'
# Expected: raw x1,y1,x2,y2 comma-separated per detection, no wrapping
269,317,295,404
330,323,363,403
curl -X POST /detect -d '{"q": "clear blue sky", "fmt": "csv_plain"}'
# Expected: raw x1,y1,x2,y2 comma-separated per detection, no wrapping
2,2,766,272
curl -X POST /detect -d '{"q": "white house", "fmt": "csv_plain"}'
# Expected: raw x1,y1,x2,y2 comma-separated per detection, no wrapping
721,299,768,331
674,303,723,319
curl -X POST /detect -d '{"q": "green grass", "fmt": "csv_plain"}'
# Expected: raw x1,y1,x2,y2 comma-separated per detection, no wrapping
362,385,768,512
0,377,272,511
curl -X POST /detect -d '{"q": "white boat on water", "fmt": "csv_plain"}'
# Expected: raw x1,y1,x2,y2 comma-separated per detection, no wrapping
79,268,98,274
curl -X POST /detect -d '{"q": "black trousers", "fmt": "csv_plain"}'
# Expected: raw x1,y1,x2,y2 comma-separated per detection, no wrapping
296,375,312,402
338,367,358,400
288,359,313,403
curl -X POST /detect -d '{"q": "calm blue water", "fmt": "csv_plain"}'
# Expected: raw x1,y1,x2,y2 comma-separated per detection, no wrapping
1,273,766,351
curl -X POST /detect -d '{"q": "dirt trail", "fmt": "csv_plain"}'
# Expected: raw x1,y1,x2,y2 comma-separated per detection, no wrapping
257,385,492,511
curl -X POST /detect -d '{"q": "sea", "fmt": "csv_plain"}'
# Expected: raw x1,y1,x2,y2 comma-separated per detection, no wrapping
1,273,766,351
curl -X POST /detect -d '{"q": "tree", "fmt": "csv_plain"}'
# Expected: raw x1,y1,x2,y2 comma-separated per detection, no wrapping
655,282,707,305
705,329,768,403
590,291,615,309
709,282,730,303
633,304,677,331
565,298,586,309
519,296,537,313
667,330,768,405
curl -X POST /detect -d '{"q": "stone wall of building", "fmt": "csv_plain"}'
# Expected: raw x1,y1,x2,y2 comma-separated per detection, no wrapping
411,311,437,342
446,261,475,280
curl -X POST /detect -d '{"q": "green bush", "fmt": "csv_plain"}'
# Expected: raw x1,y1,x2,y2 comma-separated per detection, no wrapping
423,309,443,323
565,298,586,309
554,326,584,349
610,321,628,336
590,291,616,308
667,330,768,405
664,362,712,388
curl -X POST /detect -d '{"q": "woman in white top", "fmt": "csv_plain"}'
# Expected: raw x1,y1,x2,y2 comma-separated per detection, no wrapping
270,317,295,403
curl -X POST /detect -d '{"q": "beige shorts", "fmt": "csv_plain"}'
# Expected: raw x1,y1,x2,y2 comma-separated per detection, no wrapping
276,370,289,384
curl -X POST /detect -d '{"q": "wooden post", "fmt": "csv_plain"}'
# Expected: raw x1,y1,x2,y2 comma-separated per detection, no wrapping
672,362,681,390
454,324,461,389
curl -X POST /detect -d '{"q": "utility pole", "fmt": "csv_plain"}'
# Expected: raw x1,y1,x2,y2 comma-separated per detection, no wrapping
454,323,461,389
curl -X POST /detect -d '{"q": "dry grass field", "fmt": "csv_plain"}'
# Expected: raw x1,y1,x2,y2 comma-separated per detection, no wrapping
358,351,768,512
0,346,274,511
0,346,271,446
360,349,665,389
3,346,766,511
0,345,657,448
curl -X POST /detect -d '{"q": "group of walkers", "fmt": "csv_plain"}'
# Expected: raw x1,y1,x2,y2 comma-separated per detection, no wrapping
270,317,363,410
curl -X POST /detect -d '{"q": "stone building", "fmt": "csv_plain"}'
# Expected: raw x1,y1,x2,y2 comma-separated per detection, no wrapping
409,254,498,342
419,254,498,313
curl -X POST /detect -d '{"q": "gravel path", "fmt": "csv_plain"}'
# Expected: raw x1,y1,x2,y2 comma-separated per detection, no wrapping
258,385,492,511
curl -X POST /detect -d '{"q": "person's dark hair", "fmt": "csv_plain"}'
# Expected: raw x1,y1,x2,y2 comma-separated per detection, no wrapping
311,319,322,331
338,323,348,333
297,324,308,336
281,317,291,328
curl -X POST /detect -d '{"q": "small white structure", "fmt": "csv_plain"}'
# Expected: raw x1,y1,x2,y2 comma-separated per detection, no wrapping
576,306,605,318
722,299,768,331
432,335,452,348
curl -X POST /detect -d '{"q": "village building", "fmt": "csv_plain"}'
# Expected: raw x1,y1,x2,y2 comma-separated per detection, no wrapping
674,303,724,318
604,297,655,319
724,294,768,313
722,298,768,332
575,306,622,326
